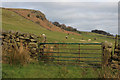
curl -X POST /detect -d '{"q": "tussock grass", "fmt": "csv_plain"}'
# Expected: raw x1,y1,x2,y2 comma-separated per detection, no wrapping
2,41,31,66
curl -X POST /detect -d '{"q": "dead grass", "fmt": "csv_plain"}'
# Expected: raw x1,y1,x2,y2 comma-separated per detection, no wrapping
2,40,31,66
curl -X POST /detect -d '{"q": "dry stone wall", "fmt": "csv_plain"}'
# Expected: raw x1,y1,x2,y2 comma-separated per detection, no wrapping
111,43,120,69
1,31,43,59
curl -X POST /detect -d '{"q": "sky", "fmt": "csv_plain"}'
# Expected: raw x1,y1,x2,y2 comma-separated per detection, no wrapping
1,1,118,35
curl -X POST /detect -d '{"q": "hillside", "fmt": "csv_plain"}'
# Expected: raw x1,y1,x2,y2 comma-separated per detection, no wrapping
4,8,80,35
2,8,115,43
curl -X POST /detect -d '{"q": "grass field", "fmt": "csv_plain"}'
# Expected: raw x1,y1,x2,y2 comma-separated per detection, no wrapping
2,8,118,78
2,8,115,43
2,62,119,78
2,63,103,78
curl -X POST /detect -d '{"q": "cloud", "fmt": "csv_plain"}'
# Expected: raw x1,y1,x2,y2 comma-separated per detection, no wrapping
2,2,118,34
1,0,119,2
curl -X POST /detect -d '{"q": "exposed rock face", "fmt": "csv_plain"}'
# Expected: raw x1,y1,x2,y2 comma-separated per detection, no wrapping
2,31,42,59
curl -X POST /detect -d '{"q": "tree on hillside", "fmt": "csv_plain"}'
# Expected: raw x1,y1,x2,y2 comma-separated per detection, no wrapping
52,21,81,34
60,24,67,30
91,29,113,36
52,22,61,27
66,26,77,31
27,14,30,17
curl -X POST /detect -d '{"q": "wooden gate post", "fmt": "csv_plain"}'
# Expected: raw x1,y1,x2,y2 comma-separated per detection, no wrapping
114,35,118,50
102,41,113,68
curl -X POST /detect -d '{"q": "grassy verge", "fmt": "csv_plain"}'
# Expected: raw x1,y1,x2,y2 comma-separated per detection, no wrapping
2,62,102,78
2,62,119,78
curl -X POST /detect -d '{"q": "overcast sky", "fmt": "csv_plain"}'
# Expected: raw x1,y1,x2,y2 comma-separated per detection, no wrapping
2,2,118,34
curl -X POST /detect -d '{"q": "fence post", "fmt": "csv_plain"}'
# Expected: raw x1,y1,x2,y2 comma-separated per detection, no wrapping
79,44,80,61
114,35,118,53
118,44,120,78
102,41,113,68
58,44,59,64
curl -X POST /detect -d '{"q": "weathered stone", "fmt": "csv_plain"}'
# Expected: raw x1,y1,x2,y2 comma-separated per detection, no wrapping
30,39,37,43
112,60,118,64
8,43,13,47
114,49,120,52
111,64,119,69
108,43,113,48
16,38,20,42
2,31,43,62
118,57,120,61
102,41,113,67
24,37,30,40
2,33,7,36
31,48,37,53
19,36,24,39
17,42,20,46
20,34,25,37
10,39,14,43
2,42,7,45
15,32,19,36
0,36,4,39
9,35,15,39
24,38,31,42
112,55,118,60
4,39,10,43
30,35,35,39
29,42,38,48
102,41,112,48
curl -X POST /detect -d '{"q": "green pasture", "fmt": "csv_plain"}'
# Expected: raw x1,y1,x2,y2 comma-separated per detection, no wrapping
2,9,115,43
2,63,102,78
2,62,119,78
2,8,118,78
39,43,102,67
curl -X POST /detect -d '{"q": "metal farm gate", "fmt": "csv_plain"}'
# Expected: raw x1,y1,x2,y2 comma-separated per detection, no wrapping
38,43,102,68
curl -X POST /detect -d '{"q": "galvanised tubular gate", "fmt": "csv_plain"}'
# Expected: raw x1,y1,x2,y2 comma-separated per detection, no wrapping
38,43,102,68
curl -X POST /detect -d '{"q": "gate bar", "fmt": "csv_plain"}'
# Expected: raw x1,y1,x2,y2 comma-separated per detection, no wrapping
39,43,102,45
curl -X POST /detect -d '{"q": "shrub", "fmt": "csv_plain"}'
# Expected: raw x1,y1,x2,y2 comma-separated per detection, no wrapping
36,15,39,18
52,22,61,27
35,21,40,24
91,29,113,36
27,14,30,17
